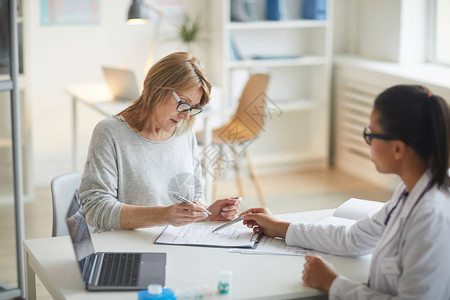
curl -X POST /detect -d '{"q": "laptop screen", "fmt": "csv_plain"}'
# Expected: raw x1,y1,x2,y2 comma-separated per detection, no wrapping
102,66,140,101
66,191,95,273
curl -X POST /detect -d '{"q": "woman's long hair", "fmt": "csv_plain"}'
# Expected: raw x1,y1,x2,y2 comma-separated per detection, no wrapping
374,85,450,187
118,52,211,134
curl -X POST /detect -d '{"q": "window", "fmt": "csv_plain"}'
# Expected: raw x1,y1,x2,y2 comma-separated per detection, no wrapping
430,0,450,65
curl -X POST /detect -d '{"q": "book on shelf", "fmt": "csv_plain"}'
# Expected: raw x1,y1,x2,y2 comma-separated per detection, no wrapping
266,0,287,21
230,0,258,22
302,0,327,20
229,35,244,61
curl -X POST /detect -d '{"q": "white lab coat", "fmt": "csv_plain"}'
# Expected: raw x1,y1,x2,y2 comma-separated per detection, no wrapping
285,169,450,299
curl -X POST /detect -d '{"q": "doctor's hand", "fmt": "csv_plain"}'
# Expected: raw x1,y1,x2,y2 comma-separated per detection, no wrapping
240,208,290,238
302,255,338,292
206,196,242,221
163,203,208,227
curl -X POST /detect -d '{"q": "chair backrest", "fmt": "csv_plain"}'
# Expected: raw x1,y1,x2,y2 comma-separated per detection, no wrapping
51,171,83,237
213,73,270,144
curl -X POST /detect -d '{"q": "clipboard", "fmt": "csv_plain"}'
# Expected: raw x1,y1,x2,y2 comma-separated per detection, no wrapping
154,224,263,249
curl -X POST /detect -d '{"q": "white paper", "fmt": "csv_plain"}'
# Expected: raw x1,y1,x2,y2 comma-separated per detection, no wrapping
155,224,258,248
333,198,384,220
229,236,330,257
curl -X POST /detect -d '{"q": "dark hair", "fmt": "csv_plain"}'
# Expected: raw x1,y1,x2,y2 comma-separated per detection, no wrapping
374,85,450,187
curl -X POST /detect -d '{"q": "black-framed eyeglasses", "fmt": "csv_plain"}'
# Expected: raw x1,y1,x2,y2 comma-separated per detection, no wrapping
172,91,203,116
363,125,398,145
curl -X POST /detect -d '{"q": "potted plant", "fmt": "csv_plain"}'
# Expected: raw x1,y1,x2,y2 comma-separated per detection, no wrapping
177,14,202,53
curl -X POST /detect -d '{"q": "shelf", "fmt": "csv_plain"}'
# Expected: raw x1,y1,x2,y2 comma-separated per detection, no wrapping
229,56,326,69
210,0,333,171
228,20,328,30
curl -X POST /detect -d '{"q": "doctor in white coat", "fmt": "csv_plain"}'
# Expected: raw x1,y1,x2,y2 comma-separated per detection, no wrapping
240,85,450,299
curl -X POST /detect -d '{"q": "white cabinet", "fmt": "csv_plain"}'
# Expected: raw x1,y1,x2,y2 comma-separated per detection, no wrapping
207,0,333,172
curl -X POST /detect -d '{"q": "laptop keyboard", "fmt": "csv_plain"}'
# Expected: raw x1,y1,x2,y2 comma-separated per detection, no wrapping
98,253,141,286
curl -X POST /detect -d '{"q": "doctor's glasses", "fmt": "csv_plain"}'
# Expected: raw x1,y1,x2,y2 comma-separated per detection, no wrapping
363,126,398,146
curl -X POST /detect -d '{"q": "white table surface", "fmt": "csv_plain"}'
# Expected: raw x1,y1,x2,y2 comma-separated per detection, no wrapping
24,209,372,300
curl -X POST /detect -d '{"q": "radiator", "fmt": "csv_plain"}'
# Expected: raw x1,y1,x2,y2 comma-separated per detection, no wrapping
335,72,400,191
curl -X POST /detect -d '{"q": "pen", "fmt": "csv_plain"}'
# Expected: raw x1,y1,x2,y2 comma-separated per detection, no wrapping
212,217,243,233
174,194,212,215
255,232,263,243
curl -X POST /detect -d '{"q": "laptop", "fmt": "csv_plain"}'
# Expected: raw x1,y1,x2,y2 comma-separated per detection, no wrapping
66,190,166,291
102,66,141,101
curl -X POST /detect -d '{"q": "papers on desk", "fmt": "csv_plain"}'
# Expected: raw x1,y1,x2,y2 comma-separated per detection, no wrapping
229,235,331,257
316,198,384,227
155,224,260,248
155,199,384,255
230,198,384,257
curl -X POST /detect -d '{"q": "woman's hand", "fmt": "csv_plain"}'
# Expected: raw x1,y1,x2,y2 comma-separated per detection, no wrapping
302,255,338,292
239,208,290,238
163,202,208,227
206,196,242,221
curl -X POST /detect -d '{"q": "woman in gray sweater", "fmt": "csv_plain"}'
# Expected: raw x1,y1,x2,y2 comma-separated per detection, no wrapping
79,52,241,231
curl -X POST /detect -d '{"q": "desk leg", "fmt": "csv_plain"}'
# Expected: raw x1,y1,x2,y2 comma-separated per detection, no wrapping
72,96,78,171
203,116,213,205
24,251,36,300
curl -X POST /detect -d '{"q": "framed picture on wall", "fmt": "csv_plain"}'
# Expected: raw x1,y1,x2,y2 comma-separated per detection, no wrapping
41,0,100,26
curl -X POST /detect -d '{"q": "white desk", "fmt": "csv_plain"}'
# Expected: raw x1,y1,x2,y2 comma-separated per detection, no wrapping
65,82,216,203
24,209,372,300
65,82,131,171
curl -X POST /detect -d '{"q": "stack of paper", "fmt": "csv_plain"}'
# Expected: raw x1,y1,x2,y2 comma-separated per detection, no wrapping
155,224,260,248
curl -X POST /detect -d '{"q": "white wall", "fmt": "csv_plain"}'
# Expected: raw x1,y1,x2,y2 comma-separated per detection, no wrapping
333,0,429,64
26,0,208,186
331,0,450,188
333,0,402,61
25,0,434,187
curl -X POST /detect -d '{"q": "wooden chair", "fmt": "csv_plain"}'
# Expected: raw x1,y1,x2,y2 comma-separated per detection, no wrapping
211,73,269,207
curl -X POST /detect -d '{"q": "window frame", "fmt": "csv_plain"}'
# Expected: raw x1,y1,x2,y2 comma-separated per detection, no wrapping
427,0,450,67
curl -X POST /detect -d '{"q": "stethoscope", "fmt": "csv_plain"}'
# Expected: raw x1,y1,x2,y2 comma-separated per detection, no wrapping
368,180,434,287
384,180,433,228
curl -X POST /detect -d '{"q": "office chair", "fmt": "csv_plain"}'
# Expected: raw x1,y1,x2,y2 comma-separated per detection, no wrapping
209,73,270,207
51,171,93,236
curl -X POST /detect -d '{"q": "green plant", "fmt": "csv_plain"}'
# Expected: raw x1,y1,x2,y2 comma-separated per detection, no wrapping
177,15,201,47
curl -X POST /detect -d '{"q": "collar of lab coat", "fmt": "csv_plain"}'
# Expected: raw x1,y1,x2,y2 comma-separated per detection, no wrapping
375,168,433,254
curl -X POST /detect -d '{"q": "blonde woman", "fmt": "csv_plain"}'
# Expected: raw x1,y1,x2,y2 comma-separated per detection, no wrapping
80,52,240,231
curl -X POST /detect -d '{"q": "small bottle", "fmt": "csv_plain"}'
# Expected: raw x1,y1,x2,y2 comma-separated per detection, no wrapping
138,284,176,300
217,270,232,294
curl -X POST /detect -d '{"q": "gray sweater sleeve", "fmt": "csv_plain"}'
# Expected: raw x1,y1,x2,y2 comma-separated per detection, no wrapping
79,120,123,231
79,117,205,231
